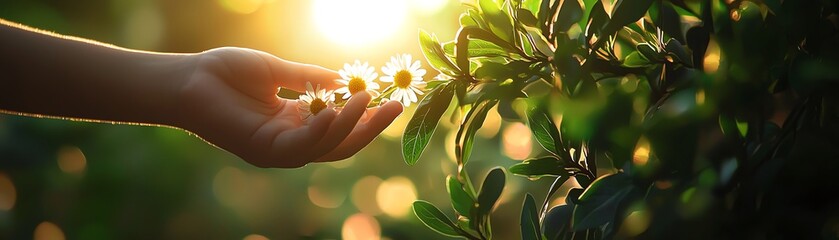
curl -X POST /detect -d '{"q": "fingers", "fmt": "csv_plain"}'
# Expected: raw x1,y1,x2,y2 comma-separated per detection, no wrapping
267,109,336,168
313,100,403,162
304,92,373,160
259,53,341,91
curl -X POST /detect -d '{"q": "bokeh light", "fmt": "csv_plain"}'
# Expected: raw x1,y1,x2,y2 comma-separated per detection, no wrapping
34,221,65,240
312,0,408,46
121,3,164,50
375,176,417,218
57,146,86,174
341,213,381,240
242,234,270,240
308,167,348,209
502,122,533,160
352,176,383,215
703,38,721,73
219,0,266,14
382,109,413,140
618,209,650,237
632,137,651,166
0,172,15,211
212,167,277,220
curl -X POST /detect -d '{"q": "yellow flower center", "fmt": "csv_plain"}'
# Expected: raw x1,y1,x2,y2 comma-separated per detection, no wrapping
394,70,413,88
348,77,367,94
310,98,327,115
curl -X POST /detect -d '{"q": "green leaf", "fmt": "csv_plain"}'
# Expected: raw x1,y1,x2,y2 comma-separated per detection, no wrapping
456,99,499,164
736,118,749,138
480,0,515,42
578,0,602,28
665,38,692,67
555,0,583,32
603,0,655,34
447,175,475,216
622,51,649,67
572,172,636,230
636,42,662,62
477,168,506,217
526,101,563,155
443,38,510,58
419,29,460,76
543,204,574,239
516,8,539,27
460,12,479,28
402,83,455,165
412,201,461,237
521,193,542,240
537,0,554,32
585,0,609,36
719,114,739,138
509,156,569,179
522,0,542,16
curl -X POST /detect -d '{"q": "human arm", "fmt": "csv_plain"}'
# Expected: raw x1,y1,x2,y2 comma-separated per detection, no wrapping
0,20,403,167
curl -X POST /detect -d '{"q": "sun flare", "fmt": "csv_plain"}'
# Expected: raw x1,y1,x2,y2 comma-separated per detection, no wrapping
312,0,408,46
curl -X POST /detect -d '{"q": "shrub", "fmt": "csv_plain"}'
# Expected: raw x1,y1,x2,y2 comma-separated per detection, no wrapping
402,0,839,239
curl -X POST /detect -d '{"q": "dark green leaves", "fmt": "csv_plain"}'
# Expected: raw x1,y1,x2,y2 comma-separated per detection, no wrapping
520,194,542,240
402,83,455,165
447,175,475,216
572,172,637,230
543,204,574,239
509,156,569,179
412,201,461,237
526,101,563,156
603,0,655,34
637,42,663,62
477,168,506,217
419,29,460,76
555,0,583,32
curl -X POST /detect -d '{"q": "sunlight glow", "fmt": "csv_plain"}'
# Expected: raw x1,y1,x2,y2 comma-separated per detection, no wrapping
409,0,449,14
312,0,408,46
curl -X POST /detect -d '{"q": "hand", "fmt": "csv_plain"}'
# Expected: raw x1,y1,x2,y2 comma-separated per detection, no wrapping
176,47,403,168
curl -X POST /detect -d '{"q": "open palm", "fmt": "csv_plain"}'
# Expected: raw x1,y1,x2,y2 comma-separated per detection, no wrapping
177,47,402,168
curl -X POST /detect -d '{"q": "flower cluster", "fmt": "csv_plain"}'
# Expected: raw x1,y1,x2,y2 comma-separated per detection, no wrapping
297,54,427,119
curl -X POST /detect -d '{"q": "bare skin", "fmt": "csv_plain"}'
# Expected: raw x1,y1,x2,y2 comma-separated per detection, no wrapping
0,19,403,168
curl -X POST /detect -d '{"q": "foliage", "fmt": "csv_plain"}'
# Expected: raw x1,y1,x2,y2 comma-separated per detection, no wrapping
405,0,839,239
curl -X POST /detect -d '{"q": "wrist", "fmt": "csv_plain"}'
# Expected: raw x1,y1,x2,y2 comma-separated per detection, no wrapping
144,52,200,128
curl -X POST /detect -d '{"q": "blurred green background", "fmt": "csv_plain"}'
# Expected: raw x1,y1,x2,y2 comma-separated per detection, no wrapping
0,0,559,239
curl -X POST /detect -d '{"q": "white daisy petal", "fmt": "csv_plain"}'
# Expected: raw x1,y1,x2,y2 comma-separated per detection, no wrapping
407,90,418,103
415,68,427,77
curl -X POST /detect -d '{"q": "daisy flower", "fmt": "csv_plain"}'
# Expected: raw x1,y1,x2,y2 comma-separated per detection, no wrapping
380,54,427,106
298,82,335,119
335,60,380,99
